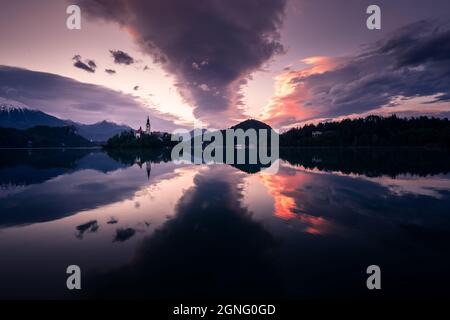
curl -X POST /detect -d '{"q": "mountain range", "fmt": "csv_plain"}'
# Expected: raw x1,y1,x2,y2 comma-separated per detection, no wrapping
0,99,131,141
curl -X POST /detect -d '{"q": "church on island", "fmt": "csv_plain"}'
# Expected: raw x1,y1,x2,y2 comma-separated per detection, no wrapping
135,116,151,139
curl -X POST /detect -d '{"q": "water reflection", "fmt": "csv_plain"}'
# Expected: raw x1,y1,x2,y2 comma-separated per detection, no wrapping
0,149,176,227
280,147,450,177
85,166,282,299
0,148,449,299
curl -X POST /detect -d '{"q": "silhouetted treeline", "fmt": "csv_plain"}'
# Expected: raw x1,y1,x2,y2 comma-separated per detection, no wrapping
280,115,450,147
0,126,93,148
104,130,178,149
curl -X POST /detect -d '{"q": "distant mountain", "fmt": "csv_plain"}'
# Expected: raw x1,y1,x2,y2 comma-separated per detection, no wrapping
0,125,93,148
0,99,131,141
231,119,272,131
66,120,131,142
185,119,273,140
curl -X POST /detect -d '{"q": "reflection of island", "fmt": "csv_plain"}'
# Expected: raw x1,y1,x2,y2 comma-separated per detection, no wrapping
146,161,151,179
135,159,152,180
105,148,173,165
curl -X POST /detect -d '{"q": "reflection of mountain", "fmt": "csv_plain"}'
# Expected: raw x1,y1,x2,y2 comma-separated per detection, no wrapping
0,152,132,228
0,149,179,228
280,147,450,177
0,149,88,187
230,163,272,174
84,167,282,299
0,149,126,187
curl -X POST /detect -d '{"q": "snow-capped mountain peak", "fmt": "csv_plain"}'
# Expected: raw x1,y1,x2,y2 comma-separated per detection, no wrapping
0,98,31,112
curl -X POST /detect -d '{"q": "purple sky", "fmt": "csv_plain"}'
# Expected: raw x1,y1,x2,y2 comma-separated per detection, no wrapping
0,0,449,130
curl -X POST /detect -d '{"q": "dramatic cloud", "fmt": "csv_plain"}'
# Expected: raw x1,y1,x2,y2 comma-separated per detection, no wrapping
0,65,184,130
76,0,287,126
105,68,116,75
72,55,97,73
110,50,135,65
262,21,450,128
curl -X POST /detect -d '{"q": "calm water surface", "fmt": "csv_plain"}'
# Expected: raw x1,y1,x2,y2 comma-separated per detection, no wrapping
0,148,449,299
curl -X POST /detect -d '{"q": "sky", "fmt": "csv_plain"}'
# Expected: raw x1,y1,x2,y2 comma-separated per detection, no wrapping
0,0,449,131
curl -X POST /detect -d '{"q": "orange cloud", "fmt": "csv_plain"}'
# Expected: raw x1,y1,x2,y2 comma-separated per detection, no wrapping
260,56,344,129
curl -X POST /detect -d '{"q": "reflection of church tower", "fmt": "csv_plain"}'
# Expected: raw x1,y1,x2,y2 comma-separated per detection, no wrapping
146,116,151,134
145,161,151,180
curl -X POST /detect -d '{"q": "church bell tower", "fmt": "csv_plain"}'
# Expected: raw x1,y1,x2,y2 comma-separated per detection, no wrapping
146,116,151,134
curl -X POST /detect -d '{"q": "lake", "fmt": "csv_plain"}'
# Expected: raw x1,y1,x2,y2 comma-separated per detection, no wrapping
0,148,449,299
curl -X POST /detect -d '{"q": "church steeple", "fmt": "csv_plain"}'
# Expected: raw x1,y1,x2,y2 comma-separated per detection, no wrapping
146,116,151,134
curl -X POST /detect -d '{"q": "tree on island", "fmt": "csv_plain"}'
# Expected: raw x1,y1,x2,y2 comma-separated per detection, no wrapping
104,130,178,149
